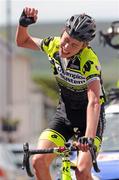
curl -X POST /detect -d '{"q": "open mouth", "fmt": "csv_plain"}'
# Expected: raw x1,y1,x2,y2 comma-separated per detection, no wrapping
63,48,69,54
59,47,70,57
62,48,70,55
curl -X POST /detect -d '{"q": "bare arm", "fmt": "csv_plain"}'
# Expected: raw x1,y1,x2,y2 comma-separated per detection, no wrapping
85,80,101,138
15,7,41,50
16,25,41,50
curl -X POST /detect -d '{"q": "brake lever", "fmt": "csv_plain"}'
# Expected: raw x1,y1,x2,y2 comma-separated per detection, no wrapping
22,142,34,177
89,145,100,173
22,142,28,170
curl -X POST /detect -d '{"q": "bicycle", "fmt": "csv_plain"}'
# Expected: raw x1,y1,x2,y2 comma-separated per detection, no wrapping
22,138,100,180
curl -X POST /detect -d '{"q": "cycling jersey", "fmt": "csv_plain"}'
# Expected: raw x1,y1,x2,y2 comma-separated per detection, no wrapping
37,36,106,107
37,36,106,150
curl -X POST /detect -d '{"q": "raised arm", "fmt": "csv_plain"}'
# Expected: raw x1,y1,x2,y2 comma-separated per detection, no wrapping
15,7,41,50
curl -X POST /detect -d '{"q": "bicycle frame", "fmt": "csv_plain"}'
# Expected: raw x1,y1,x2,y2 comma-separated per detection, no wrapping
22,142,100,179
59,145,75,180
61,156,72,180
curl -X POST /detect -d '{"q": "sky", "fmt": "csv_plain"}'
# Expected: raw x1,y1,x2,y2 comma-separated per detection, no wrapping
0,0,119,25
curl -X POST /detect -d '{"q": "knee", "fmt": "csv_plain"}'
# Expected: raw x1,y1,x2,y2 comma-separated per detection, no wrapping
32,154,48,170
75,166,91,179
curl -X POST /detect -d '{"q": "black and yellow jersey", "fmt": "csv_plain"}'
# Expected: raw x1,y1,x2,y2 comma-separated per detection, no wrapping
38,36,106,106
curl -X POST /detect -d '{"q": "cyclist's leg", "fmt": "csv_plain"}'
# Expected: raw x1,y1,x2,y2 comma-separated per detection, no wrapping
32,138,57,180
76,151,93,180
32,101,74,180
75,105,105,180
75,136,101,180
32,128,67,180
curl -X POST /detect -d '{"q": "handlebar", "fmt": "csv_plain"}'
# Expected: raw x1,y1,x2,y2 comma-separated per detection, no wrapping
22,142,100,177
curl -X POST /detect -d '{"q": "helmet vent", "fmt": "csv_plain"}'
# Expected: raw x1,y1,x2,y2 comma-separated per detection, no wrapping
87,20,92,24
70,16,74,22
88,29,95,33
80,24,88,29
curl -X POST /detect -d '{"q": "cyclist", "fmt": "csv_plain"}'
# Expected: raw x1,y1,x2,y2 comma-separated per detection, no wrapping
16,7,106,180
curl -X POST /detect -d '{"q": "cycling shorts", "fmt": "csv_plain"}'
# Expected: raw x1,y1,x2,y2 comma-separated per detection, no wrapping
39,100,105,152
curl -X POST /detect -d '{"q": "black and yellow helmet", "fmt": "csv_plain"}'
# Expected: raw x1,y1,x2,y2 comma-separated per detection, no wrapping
65,14,96,42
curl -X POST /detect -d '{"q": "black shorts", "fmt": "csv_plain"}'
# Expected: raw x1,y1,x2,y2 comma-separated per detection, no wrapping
39,100,105,152
49,100,105,142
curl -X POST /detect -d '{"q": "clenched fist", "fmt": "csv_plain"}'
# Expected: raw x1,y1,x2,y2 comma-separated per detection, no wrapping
19,7,38,27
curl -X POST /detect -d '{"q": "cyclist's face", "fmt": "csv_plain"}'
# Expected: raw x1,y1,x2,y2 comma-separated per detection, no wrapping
59,31,84,58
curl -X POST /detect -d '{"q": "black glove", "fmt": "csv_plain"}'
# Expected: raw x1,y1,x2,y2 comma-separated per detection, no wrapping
19,11,36,27
79,137,94,146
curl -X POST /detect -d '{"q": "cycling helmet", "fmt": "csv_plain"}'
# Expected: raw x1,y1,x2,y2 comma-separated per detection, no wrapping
65,14,96,42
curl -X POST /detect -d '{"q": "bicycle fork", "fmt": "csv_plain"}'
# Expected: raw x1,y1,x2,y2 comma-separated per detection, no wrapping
61,156,72,180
